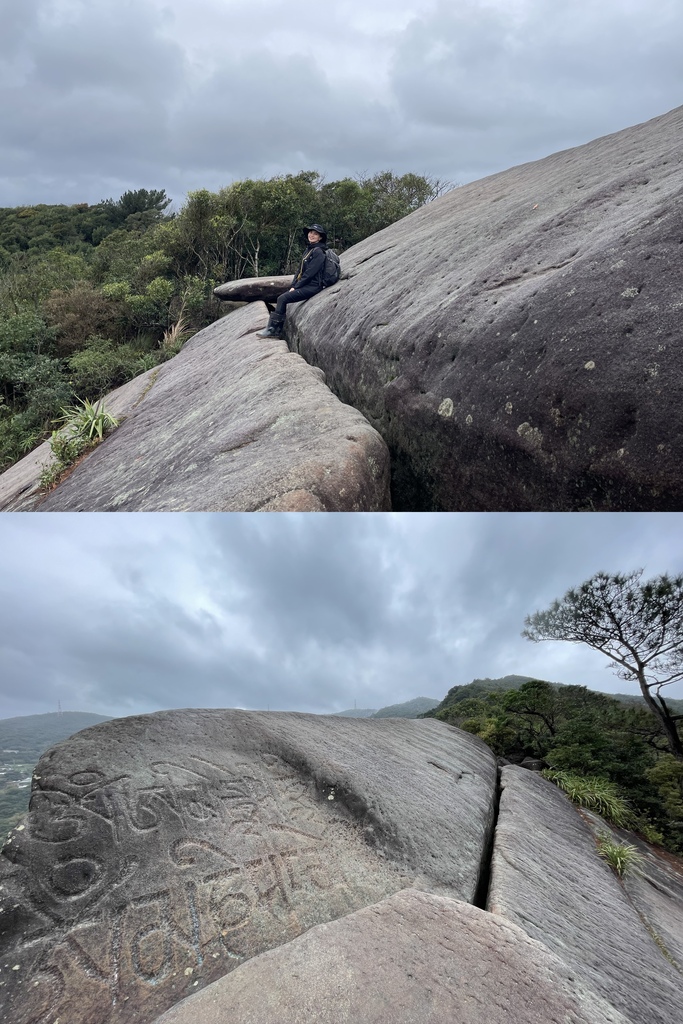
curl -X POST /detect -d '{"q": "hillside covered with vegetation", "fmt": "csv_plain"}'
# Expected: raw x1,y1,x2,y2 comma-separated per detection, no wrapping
0,171,446,468
428,677,683,853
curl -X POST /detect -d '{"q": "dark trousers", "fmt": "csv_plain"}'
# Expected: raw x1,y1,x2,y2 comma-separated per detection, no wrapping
274,284,321,320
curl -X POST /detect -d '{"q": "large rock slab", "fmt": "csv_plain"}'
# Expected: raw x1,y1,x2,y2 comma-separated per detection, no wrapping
487,766,683,1024
622,840,683,973
151,889,632,1024
0,366,159,511
288,104,683,510
1,303,391,511
581,814,683,973
213,275,292,302
0,712,496,1024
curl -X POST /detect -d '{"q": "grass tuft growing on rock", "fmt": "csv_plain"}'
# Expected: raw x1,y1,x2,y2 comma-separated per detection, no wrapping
596,832,644,877
541,769,631,826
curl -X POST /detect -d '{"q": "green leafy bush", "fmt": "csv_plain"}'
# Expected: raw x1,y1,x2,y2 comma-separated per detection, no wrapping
68,336,155,397
43,282,124,352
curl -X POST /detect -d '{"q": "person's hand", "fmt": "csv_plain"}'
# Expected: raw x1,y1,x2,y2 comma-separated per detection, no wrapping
289,287,295,291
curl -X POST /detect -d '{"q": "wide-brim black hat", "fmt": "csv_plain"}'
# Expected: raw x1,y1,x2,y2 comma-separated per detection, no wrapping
304,223,327,242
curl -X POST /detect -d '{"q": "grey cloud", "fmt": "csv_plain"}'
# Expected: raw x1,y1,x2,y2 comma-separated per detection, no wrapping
0,0,43,59
2,1,682,206
202,516,417,646
2,513,682,723
388,0,683,173
0,0,187,202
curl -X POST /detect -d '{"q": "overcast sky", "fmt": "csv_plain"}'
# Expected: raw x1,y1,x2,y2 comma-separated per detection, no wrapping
1,0,682,209
1,512,681,722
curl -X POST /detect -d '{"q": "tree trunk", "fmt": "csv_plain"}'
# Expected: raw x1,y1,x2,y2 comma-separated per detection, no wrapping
638,668,683,760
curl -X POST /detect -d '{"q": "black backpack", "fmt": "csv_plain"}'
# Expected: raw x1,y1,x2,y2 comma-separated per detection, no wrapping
321,249,341,287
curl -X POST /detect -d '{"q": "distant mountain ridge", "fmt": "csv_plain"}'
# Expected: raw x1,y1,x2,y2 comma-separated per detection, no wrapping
332,697,440,719
425,676,683,717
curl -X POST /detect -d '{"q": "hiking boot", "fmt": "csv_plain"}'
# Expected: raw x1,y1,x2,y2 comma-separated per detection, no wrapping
257,314,284,339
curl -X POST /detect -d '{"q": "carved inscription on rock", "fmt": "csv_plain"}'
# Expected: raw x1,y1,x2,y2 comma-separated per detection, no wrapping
0,753,410,1024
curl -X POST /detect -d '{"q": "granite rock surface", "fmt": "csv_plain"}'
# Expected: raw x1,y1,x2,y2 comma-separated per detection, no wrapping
0,366,159,511
0,711,497,1024
288,104,683,510
487,765,683,1024
1,304,391,512
582,813,683,974
151,890,632,1024
2,711,680,1024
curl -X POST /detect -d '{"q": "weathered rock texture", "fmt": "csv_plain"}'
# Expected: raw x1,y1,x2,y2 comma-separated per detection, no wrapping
0,304,390,512
622,838,683,973
0,366,159,511
0,712,496,1024
582,814,683,973
487,766,683,1024
213,275,292,302
288,104,683,510
151,890,632,1024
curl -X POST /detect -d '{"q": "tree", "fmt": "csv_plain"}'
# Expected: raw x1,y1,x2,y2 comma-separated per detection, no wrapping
101,189,172,231
522,570,683,760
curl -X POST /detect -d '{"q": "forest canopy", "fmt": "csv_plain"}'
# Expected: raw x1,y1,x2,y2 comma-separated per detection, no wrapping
431,678,683,853
0,171,448,468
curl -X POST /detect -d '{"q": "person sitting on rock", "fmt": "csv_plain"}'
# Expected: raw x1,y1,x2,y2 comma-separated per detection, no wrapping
257,224,328,338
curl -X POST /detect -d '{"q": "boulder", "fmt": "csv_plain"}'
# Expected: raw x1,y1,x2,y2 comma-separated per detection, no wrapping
0,365,159,512
0,711,497,1024
487,766,683,1024
213,276,292,302
518,756,547,771
0,303,391,512
151,889,631,1024
288,104,683,510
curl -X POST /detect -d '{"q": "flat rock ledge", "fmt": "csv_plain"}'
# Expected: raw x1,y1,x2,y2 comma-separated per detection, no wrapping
0,303,391,511
488,765,683,1024
0,711,497,1024
213,275,292,302
152,890,631,1024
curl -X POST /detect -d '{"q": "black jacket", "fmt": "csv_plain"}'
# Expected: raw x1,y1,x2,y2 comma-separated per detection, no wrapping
292,242,326,290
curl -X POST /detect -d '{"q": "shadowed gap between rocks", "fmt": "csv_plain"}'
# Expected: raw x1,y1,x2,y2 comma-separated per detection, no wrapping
473,765,502,911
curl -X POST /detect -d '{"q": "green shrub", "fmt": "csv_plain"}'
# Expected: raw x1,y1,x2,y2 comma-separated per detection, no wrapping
0,310,55,354
39,429,89,489
42,282,125,352
628,816,665,846
68,336,156,397
39,398,119,490
0,414,36,467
